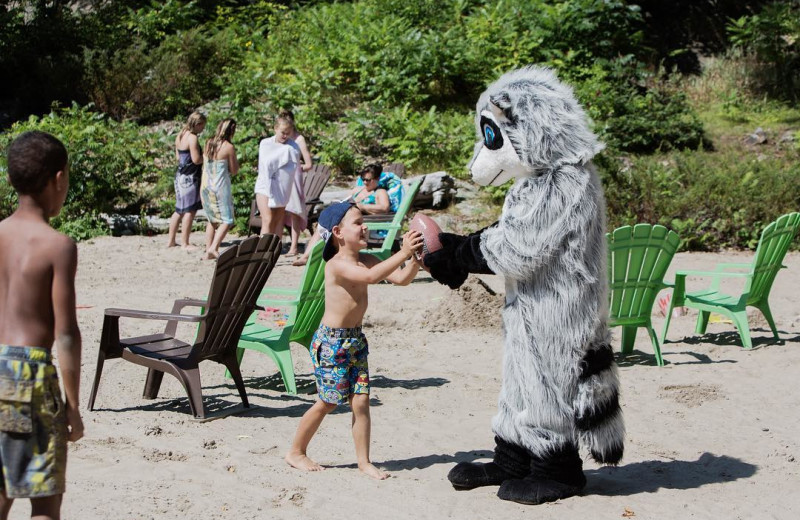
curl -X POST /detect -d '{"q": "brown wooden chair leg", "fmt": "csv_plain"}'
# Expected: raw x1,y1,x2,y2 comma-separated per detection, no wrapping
143,368,165,400
223,357,250,409
88,350,106,411
178,367,205,419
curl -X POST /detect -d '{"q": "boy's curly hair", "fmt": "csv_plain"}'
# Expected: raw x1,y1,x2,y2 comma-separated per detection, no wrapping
7,131,68,195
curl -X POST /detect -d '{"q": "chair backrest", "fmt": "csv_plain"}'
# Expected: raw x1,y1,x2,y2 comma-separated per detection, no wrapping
289,240,327,345
376,177,423,243
194,235,282,360
607,224,680,322
748,212,800,304
383,162,406,178
304,165,332,205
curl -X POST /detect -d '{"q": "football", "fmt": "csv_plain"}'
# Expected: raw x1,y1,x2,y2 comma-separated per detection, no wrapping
408,213,442,270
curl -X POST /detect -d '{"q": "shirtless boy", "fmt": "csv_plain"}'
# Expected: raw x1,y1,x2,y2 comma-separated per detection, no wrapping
285,201,423,480
0,131,84,520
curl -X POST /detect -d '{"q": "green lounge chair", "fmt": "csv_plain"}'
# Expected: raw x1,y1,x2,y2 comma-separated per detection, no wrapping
607,224,681,366
362,177,423,261
662,212,800,349
227,239,326,394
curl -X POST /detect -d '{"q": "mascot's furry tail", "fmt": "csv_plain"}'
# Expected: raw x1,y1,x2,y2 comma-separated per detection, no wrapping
574,344,625,465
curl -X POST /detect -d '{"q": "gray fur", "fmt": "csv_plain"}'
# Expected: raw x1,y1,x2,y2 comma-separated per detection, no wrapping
475,66,624,463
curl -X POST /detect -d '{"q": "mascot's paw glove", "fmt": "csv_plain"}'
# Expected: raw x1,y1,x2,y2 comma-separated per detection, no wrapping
424,229,494,290
448,437,530,490
424,233,469,289
496,443,586,505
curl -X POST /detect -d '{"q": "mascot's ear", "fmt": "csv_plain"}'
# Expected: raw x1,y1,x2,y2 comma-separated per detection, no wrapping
489,93,513,123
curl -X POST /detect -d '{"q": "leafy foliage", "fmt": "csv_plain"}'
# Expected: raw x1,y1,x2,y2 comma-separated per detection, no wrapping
572,60,709,153
1,0,797,250
0,103,172,237
600,146,800,250
728,0,800,101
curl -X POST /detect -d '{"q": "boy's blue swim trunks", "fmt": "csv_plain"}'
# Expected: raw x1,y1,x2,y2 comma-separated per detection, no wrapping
309,325,369,405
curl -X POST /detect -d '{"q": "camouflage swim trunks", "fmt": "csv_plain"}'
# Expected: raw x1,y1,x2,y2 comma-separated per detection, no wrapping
309,325,369,405
0,345,67,498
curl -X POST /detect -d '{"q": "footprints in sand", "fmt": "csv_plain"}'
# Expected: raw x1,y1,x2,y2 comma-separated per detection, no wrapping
659,383,724,407
273,487,307,508
143,449,188,462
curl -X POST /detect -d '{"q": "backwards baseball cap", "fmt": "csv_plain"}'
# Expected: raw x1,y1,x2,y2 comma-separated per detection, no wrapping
318,200,357,261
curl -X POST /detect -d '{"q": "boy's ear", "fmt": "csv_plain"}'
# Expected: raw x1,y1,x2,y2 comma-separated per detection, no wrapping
332,224,343,239
54,168,68,191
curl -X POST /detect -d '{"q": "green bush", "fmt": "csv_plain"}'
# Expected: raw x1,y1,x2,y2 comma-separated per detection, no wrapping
571,59,709,153
601,146,800,250
0,104,172,237
728,1,800,101
85,27,243,123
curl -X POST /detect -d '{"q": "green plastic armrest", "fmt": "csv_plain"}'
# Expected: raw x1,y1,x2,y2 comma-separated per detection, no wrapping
366,222,401,231
676,270,751,278
260,287,298,296
715,262,752,272
256,296,301,307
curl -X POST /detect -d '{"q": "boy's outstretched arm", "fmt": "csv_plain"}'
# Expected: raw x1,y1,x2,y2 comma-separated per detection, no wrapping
336,231,423,285
381,232,423,286
52,237,84,442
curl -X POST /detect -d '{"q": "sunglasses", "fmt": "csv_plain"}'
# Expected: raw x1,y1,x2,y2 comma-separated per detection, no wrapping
361,176,375,182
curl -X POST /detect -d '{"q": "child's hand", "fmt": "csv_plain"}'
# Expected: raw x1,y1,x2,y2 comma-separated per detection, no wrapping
66,406,84,442
401,230,424,257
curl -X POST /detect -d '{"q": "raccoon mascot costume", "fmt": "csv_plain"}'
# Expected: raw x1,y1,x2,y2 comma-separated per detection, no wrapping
424,66,624,505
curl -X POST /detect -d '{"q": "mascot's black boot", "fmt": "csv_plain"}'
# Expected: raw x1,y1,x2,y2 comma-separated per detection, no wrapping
497,443,586,505
448,437,530,490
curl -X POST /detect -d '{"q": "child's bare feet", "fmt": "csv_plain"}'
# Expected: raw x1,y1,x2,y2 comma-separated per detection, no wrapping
181,244,197,251
167,241,178,248
359,462,389,480
292,256,308,267
200,250,218,260
285,452,324,471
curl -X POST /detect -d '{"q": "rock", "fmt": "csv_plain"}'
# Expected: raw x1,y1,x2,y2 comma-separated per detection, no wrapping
412,172,456,209
743,127,768,146
779,130,796,144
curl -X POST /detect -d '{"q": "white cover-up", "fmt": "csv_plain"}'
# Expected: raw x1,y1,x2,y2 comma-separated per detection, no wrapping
256,137,300,208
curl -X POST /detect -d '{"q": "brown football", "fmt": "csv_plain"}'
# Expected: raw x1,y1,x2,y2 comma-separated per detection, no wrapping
409,213,443,271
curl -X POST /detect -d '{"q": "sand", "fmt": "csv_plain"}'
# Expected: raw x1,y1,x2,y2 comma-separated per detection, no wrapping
12,234,799,519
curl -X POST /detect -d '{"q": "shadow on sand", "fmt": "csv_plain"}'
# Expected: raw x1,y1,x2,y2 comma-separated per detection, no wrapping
354,451,756,496
616,328,800,367
585,452,757,496
93,373,449,419
616,349,737,367
328,449,495,471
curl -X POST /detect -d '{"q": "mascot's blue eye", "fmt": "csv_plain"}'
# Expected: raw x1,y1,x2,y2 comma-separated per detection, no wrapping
480,115,504,151
484,126,495,146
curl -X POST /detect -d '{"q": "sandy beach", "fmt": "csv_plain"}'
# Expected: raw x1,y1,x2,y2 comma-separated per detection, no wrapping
16,233,799,520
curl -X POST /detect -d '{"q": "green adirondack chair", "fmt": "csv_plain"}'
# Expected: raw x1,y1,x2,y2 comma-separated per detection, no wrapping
662,212,800,350
226,240,326,394
607,224,681,366
361,177,424,260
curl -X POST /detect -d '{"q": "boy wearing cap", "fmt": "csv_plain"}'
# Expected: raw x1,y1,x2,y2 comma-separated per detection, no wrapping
285,201,423,480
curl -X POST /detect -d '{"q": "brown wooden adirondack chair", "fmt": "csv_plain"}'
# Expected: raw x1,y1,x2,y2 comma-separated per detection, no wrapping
87,234,282,419
248,164,332,235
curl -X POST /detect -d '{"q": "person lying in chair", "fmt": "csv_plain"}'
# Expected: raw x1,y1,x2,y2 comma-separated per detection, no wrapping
293,164,404,266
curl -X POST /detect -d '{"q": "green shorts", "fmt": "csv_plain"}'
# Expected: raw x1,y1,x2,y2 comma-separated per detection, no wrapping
0,345,67,498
